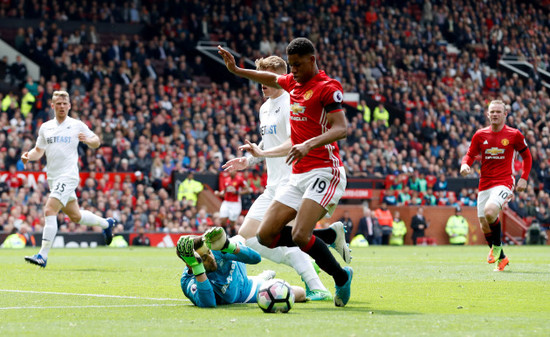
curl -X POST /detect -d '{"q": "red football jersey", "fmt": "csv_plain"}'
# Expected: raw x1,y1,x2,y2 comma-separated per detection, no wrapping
277,71,344,174
462,125,528,191
219,174,245,202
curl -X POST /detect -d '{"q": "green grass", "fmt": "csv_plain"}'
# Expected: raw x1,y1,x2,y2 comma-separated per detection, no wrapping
1,246,549,337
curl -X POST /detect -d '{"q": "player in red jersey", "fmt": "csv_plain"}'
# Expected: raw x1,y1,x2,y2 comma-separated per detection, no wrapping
218,38,353,307
215,171,249,236
460,100,532,271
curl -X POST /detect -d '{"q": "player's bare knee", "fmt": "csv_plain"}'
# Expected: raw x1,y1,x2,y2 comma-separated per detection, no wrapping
68,214,81,223
484,205,499,223
43,207,57,217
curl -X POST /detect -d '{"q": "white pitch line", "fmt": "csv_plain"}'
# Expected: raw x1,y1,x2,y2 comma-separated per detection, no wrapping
0,303,187,310
0,289,189,302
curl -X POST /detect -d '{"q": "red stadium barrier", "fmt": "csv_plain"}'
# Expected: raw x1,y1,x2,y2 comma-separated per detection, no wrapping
0,171,138,189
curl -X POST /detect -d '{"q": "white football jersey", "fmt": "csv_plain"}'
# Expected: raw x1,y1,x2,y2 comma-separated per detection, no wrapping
259,91,292,187
36,116,95,181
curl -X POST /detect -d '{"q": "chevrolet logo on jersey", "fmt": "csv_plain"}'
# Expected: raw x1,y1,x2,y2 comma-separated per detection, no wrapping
290,103,307,121
290,103,305,114
485,147,505,156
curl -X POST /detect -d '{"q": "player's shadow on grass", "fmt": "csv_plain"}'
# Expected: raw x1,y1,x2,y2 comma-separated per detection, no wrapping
506,271,549,275
298,304,417,315
53,268,120,272
214,304,263,311
219,303,417,315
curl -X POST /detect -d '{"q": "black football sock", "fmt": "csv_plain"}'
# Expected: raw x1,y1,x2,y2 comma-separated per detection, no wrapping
312,227,337,244
267,226,296,248
484,232,493,248
301,235,348,286
268,226,339,249
490,218,502,246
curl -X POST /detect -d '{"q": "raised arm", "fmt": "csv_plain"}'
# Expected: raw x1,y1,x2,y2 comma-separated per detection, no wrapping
177,236,216,307
218,46,281,89
222,141,265,172
203,227,261,264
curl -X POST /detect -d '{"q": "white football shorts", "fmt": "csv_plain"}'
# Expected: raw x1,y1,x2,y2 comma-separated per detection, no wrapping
48,177,79,207
274,166,346,217
219,200,242,221
246,185,278,222
477,185,513,218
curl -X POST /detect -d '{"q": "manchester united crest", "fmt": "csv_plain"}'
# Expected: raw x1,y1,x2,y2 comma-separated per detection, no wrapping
501,138,509,146
304,90,313,100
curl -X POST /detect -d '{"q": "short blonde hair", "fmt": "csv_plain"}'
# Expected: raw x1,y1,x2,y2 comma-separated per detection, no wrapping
488,99,506,110
255,56,287,75
52,90,70,102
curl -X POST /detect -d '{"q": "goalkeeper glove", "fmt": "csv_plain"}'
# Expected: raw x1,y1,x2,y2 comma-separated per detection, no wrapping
203,227,237,253
176,236,205,276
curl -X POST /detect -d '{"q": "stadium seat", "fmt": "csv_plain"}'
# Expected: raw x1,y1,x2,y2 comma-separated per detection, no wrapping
416,237,436,245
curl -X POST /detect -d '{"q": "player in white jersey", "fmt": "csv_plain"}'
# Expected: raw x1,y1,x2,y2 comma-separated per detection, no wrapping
222,56,348,301
21,91,116,268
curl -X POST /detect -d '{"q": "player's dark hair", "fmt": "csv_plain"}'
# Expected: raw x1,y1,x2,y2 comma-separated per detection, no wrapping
286,37,316,56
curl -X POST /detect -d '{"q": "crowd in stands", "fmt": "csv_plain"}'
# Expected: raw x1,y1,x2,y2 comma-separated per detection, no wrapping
1,0,550,236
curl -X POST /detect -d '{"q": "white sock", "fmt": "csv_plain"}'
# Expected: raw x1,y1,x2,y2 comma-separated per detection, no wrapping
234,234,246,245
38,215,58,259
246,237,327,291
245,237,285,264
79,210,108,228
283,248,327,291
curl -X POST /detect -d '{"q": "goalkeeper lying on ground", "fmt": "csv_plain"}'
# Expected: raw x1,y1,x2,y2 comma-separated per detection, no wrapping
178,227,306,307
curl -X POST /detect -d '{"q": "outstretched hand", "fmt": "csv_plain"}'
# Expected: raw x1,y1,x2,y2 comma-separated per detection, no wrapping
239,140,264,157
217,46,238,73
203,227,228,251
203,227,237,253
176,236,199,266
222,157,248,172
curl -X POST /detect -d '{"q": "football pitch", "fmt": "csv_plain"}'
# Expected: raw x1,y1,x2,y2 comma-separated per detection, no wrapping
1,246,548,337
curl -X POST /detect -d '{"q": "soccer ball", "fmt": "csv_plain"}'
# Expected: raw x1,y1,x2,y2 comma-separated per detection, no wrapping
256,279,295,313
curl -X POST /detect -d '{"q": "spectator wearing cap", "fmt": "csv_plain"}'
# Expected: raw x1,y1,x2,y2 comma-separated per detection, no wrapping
134,170,149,186
445,207,469,245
